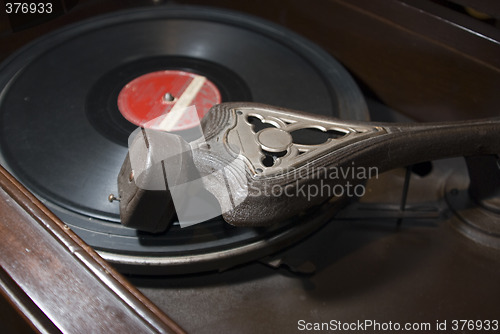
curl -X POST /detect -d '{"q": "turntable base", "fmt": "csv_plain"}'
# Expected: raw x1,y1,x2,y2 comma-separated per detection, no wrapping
131,101,500,333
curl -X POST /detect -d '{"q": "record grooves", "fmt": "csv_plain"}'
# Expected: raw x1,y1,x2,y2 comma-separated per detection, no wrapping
0,6,369,274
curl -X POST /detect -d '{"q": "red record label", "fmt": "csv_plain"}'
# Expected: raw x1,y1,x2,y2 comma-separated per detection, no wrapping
117,70,221,131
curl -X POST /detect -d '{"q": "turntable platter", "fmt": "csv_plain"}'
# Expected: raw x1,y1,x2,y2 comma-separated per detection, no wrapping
0,6,368,273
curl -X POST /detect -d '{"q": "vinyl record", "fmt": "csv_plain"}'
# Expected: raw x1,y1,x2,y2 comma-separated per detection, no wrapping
0,6,369,274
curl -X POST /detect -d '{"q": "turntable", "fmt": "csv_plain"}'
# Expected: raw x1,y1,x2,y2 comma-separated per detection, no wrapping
0,1,499,333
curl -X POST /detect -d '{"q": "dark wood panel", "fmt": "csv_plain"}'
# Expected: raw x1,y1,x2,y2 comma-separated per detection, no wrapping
286,0,500,121
0,165,185,333
446,0,500,19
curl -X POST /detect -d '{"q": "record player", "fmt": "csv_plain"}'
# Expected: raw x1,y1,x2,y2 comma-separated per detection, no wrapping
0,1,499,333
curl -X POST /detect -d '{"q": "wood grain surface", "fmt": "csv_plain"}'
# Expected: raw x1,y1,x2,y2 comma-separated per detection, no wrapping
0,165,185,333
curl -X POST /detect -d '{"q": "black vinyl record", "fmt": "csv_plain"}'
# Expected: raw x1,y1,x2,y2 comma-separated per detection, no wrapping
0,6,368,274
